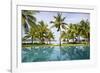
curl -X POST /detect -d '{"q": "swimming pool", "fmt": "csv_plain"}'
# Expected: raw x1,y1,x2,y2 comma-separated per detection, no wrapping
22,46,90,62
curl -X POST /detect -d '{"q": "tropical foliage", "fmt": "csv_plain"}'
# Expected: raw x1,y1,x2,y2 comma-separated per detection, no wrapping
22,10,37,33
22,10,90,45
61,20,90,44
22,20,54,44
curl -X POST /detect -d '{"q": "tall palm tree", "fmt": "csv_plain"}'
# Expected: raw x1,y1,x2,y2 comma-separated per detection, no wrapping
80,19,90,42
85,20,90,42
66,24,76,43
38,21,50,43
22,10,37,33
22,25,38,44
29,26,39,44
50,13,67,46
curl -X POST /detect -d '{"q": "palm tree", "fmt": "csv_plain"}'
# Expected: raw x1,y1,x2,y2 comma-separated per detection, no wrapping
24,20,54,44
60,19,90,44
71,24,81,43
85,20,90,42
80,19,90,43
22,10,37,33
66,24,76,43
46,31,54,44
22,25,38,44
38,21,50,44
50,13,67,46
29,26,39,44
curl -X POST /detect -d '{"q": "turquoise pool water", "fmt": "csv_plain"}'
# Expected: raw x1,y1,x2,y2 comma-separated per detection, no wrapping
22,46,90,62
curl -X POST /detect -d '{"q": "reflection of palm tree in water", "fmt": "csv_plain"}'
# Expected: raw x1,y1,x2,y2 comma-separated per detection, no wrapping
22,46,54,62
60,46,90,60
30,46,54,62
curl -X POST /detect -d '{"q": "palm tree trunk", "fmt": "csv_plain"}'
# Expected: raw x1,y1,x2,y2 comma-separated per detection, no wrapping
88,33,90,42
78,36,80,43
67,39,69,43
32,36,33,44
25,17,30,33
59,30,61,47
47,39,48,44
59,29,61,61
73,39,74,43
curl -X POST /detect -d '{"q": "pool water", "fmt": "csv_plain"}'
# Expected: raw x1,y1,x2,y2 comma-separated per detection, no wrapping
22,46,90,62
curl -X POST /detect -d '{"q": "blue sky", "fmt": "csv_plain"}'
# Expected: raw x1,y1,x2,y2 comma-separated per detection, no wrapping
33,11,90,44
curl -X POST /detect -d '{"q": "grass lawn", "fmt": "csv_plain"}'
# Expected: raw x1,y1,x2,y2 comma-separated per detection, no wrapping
22,43,90,47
